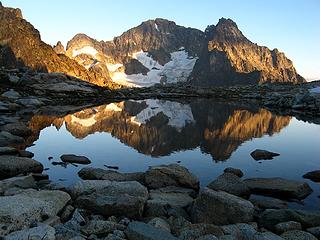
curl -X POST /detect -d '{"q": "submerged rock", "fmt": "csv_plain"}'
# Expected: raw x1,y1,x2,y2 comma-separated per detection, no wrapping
68,180,148,218
207,173,251,198
0,190,70,235
125,221,178,240
224,168,244,178
61,154,92,164
191,188,254,225
303,170,320,182
244,178,313,200
145,164,199,190
250,149,280,160
0,155,43,179
78,167,145,183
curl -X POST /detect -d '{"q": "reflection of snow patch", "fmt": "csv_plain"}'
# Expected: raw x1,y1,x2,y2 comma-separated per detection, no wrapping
71,115,96,127
130,99,195,131
310,87,320,94
107,63,123,72
72,46,98,58
110,49,198,87
105,103,122,112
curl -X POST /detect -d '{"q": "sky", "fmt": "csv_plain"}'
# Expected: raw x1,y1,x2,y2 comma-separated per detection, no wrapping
2,0,320,80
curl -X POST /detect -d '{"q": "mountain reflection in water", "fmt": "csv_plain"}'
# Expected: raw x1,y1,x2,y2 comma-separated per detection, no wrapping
26,99,291,161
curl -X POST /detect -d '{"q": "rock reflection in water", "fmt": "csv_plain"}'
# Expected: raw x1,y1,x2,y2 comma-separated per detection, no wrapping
25,99,291,161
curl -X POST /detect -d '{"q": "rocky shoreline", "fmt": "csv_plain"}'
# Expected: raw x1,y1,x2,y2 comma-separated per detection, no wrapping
1,69,320,239
0,151,319,239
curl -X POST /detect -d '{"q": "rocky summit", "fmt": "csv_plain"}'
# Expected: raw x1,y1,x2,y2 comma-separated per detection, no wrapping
64,18,304,88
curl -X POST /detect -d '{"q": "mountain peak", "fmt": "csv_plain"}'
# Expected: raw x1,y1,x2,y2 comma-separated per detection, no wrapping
216,18,238,28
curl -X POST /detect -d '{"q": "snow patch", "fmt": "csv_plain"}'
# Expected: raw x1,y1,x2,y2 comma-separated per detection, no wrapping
310,87,320,94
155,23,159,32
130,99,195,130
71,115,96,127
131,51,162,70
72,46,98,58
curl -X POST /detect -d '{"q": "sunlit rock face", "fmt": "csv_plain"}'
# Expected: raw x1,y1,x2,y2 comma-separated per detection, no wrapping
190,18,305,86
25,100,291,160
0,4,110,86
66,19,204,87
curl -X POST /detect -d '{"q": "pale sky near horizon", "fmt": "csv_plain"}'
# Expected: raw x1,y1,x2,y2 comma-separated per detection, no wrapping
2,0,320,80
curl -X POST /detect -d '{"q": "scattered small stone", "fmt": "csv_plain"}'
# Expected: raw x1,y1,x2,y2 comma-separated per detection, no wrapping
104,165,119,170
250,149,280,160
61,154,91,165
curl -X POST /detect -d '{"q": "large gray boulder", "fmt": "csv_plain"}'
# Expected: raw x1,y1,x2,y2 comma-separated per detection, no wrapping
280,230,317,240
259,209,320,230
0,147,18,155
207,173,251,199
4,224,55,240
0,155,43,179
1,122,32,137
0,175,36,195
145,186,195,217
179,223,224,240
125,221,178,240
191,188,254,225
0,190,71,236
78,167,145,183
68,180,148,218
221,223,257,240
244,178,313,200
145,164,199,190
81,220,125,236
0,131,24,146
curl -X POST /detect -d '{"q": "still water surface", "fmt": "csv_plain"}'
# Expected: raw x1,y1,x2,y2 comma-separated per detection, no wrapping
25,99,320,210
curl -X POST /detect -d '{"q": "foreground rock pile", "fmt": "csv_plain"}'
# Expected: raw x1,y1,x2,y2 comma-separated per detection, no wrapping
0,150,319,240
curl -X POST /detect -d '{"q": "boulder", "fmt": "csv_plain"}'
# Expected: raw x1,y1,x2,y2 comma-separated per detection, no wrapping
81,220,125,236
145,186,195,218
207,173,251,198
0,155,43,179
78,167,145,183
250,197,288,210
18,149,34,158
253,232,284,240
0,147,17,155
145,164,199,190
259,209,320,230
0,190,71,235
68,180,148,218
61,154,91,164
244,178,313,200
125,221,178,240
303,170,320,182
1,122,32,137
191,188,254,225
0,175,36,194
306,227,320,239
4,224,55,240
148,218,171,232
179,224,224,240
0,131,24,146
221,223,257,239
224,168,244,178
1,89,20,99
250,149,280,160
275,221,302,234
280,230,317,240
